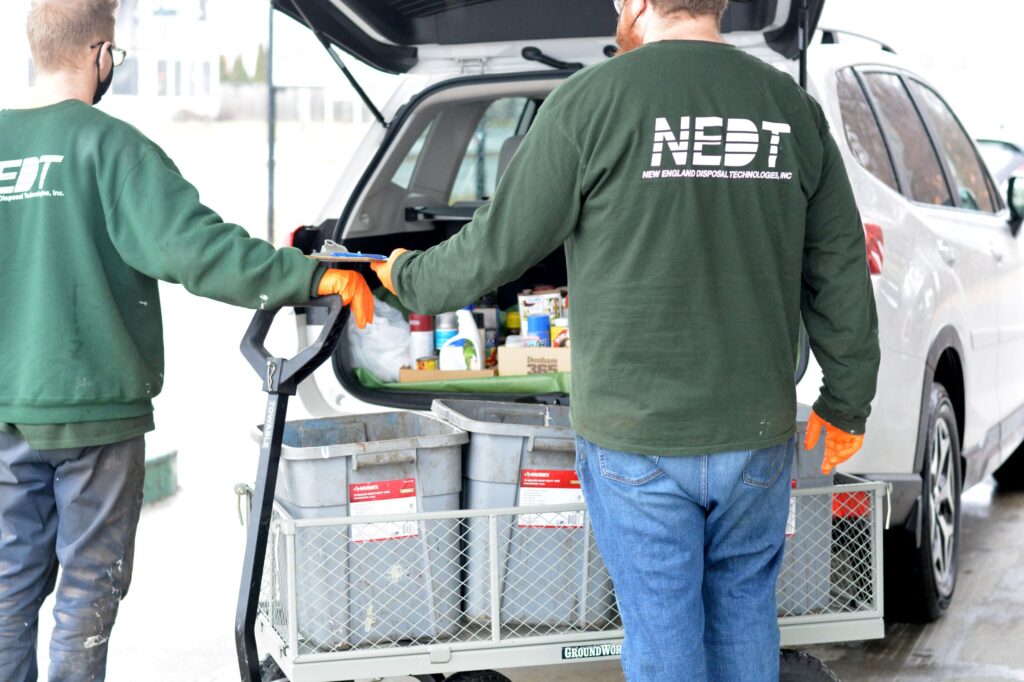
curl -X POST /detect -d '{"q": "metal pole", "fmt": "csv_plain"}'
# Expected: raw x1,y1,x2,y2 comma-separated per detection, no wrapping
798,0,809,90
267,1,276,242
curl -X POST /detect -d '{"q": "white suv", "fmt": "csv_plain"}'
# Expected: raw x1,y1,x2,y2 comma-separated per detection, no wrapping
279,0,1024,623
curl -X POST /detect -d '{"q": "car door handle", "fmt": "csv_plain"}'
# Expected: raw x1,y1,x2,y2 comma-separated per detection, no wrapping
937,241,957,267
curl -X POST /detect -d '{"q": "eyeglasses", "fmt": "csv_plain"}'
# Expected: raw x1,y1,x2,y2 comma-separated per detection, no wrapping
613,0,623,13
89,43,127,67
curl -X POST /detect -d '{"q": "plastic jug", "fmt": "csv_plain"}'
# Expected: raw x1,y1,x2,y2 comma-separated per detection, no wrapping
439,309,485,371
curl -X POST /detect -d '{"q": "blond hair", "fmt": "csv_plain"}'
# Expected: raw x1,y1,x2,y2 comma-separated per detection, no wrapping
27,0,119,73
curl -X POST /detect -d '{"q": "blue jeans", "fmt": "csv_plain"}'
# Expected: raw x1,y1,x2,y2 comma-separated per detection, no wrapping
0,432,145,682
577,436,794,682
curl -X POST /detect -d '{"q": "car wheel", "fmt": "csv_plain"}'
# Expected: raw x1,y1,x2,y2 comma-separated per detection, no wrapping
994,440,1024,492
885,382,962,622
779,649,840,682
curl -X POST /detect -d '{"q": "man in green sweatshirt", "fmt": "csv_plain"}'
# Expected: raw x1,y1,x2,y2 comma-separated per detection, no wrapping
0,2,374,680
372,0,880,679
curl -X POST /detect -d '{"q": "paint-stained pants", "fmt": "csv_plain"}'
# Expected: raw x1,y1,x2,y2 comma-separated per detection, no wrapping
0,432,145,682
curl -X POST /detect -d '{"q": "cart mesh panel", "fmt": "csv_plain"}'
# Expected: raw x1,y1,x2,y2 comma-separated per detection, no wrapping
255,479,882,662
259,509,621,655
776,488,879,618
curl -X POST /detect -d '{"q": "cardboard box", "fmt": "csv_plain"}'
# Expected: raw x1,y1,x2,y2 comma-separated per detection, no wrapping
498,347,572,376
399,368,497,384
518,290,564,321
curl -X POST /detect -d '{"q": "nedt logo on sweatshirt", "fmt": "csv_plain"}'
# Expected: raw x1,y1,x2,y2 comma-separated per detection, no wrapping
0,156,65,202
641,117,794,183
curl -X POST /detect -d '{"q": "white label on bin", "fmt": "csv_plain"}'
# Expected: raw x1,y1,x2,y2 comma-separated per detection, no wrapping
517,469,585,529
348,478,418,543
786,496,797,537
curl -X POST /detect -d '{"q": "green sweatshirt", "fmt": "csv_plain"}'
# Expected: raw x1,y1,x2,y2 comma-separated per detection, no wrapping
393,41,880,456
0,100,322,449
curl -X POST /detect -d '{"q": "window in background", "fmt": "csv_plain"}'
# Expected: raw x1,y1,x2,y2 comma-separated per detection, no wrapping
112,57,138,95
450,97,530,204
202,62,211,96
836,69,899,193
910,80,996,212
863,72,952,207
188,62,197,97
333,101,354,123
174,61,182,96
157,60,168,96
392,120,435,190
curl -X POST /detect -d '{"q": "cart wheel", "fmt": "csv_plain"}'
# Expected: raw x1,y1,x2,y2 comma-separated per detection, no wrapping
779,649,839,682
444,672,512,682
260,655,355,682
259,656,288,682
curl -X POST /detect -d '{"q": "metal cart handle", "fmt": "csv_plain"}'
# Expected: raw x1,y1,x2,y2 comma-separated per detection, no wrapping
240,295,347,395
235,294,350,682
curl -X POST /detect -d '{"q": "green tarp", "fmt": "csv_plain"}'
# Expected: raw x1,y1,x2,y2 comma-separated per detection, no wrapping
355,368,571,394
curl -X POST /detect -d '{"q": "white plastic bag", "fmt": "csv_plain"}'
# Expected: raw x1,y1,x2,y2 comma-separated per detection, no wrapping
346,298,410,383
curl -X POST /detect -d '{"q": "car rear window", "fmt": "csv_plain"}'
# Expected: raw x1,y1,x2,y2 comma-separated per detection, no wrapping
835,69,899,193
862,72,953,207
909,80,996,213
450,97,530,203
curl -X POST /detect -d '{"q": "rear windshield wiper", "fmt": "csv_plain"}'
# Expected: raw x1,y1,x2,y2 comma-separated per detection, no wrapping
521,47,583,71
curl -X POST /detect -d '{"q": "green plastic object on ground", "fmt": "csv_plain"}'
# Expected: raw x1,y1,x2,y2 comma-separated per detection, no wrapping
355,368,571,394
143,449,178,504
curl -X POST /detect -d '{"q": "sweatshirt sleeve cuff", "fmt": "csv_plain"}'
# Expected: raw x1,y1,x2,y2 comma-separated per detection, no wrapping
309,263,329,299
812,397,867,435
391,250,421,303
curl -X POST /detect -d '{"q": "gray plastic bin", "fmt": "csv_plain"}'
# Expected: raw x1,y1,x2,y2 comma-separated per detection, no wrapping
776,405,834,616
431,400,616,630
258,412,468,651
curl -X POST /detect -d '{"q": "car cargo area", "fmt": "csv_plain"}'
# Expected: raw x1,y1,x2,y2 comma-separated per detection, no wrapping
302,77,577,409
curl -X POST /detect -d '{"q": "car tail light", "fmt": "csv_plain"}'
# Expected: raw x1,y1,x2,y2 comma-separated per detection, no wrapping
832,491,871,518
864,223,884,275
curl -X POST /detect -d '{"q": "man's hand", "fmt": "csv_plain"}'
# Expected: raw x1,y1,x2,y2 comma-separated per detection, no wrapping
317,270,374,329
370,248,408,296
804,410,864,474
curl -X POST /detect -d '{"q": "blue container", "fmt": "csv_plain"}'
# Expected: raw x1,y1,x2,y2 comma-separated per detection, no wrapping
526,315,551,347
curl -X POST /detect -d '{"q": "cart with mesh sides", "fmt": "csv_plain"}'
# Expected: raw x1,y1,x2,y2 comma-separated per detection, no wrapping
239,473,886,682
234,300,887,682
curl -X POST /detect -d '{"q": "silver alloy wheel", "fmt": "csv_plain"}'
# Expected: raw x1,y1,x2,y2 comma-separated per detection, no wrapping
928,416,957,597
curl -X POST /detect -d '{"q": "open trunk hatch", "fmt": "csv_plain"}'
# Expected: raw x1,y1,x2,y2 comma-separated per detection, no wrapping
274,0,825,73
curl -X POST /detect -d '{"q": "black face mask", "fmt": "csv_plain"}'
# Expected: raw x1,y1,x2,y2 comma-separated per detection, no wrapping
93,46,114,105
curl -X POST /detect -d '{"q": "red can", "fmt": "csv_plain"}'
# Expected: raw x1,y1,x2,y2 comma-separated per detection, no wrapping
409,314,434,332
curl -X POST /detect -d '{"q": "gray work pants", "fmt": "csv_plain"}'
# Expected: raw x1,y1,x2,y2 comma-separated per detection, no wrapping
0,432,145,682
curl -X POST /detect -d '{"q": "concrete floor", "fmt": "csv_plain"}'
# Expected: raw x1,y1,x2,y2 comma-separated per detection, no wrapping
496,483,1024,682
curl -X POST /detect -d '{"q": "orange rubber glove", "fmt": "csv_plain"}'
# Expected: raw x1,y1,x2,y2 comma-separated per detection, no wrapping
370,248,408,296
316,269,374,329
804,410,865,475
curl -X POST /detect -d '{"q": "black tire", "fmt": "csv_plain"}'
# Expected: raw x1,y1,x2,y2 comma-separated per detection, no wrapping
259,656,289,682
885,382,962,622
994,441,1024,491
444,672,512,682
779,649,840,682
